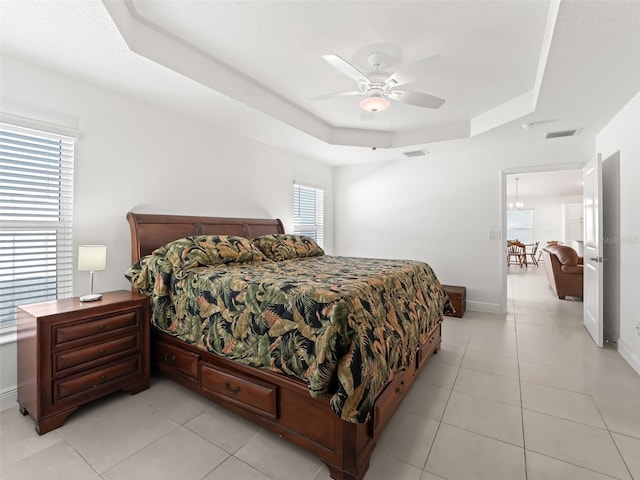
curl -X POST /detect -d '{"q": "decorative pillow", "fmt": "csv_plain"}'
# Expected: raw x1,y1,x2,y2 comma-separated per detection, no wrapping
125,254,173,297
164,235,267,272
252,234,324,261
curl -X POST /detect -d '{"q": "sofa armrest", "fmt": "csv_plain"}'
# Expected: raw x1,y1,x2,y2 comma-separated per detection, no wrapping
561,265,583,275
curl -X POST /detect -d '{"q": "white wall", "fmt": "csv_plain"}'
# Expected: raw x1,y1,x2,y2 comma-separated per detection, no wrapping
596,89,640,374
506,194,583,247
334,136,591,314
0,55,334,408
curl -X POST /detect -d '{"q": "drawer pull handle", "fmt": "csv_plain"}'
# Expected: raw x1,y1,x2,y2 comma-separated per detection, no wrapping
97,324,105,331
225,382,240,395
93,375,108,388
99,349,106,355
395,380,405,396
163,354,176,364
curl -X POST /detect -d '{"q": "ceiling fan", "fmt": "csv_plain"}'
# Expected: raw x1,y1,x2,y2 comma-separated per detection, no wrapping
314,52,446,112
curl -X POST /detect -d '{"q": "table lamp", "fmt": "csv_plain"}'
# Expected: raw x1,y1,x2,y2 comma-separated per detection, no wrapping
78,245,107,302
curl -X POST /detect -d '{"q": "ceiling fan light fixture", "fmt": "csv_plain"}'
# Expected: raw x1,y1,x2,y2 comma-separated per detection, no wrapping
360,95,390,113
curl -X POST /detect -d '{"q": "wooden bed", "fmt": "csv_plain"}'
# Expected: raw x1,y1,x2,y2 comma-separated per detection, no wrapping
127,212,443,480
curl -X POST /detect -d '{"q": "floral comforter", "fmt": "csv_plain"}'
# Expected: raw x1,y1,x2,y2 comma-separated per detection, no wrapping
127,253,451,423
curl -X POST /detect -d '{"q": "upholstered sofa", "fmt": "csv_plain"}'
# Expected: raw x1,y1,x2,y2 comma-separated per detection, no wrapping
541,244,583,299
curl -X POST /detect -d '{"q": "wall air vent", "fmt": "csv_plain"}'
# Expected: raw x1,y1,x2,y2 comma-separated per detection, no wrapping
402,149,428,158
546,129,580,139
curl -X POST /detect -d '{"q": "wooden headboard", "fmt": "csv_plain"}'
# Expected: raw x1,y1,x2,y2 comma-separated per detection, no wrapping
126,212,285,263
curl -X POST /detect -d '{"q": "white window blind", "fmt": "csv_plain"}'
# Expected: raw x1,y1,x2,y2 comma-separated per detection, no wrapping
0,123,75,330
293,183,324,248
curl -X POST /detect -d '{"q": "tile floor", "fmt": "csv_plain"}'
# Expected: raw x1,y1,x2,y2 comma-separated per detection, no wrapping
1,266,639,480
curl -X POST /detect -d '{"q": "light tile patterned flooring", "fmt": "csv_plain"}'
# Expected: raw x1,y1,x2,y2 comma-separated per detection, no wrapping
2,266,639,479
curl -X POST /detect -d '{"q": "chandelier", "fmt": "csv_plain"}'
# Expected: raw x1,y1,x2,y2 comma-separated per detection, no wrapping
509,177,524,210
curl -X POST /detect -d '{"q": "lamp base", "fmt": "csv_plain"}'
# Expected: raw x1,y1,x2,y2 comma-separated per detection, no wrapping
80,293,102,302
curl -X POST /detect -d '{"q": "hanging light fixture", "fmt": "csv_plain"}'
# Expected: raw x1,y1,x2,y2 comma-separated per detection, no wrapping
509,177,524,210
360,93,390,112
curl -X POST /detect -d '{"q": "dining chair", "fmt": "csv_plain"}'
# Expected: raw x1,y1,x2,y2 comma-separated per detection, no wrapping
507,241,526,267
524,241,540,267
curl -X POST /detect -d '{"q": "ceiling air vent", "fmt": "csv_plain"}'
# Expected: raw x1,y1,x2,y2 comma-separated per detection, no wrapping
402,149,428,158
546,129,580,139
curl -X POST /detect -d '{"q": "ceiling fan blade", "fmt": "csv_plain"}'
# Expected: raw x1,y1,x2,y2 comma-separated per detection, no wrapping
385,55,447,87
322,54,370,84
311,91,362,101
391,90,445,109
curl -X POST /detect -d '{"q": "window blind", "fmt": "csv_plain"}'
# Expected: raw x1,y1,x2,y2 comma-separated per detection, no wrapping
293,183,324,248
0,123,75,330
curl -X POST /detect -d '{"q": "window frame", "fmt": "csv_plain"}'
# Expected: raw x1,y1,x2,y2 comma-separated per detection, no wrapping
506,209,534,244
293,182,324,248
0,122,76,337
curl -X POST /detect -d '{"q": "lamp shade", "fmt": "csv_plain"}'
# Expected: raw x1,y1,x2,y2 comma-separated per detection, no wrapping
360,95,390,113
78,245,107,271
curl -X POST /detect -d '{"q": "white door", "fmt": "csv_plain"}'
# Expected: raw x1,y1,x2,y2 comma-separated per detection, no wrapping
583,155,603,347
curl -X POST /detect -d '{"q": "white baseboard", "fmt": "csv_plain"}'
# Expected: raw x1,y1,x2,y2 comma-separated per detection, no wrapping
467,301,502,315
618,337,640,376
0,385,17,411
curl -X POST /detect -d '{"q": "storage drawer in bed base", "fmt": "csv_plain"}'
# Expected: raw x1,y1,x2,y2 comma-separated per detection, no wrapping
372,322,441,436
149,322,442,480
417,322,442,371
153,340,199,384
201,363,277,420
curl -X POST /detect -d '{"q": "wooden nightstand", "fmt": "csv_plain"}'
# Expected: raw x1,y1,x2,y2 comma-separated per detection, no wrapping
442,285,466,318
17,290,150,434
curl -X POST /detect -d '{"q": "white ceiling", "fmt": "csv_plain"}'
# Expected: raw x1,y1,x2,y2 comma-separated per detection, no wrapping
1,1,640,166
507,170,583,199
131,0,548,130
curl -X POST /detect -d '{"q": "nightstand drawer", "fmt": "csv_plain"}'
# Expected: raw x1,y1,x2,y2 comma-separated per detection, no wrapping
53,311,139,346
53,355,141,402
53,333,140,376
201,364,277,420
154,341,199,384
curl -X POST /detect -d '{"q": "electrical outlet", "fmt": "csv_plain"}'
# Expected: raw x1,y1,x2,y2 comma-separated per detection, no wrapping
489,231,501,240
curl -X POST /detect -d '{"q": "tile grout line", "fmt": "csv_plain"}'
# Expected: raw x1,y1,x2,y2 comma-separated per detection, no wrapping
542,299,636,478
523,445,630,480
56,424,111,477
591,399,636,480
510,268,635,480
511,283,529,480
420,328,469,473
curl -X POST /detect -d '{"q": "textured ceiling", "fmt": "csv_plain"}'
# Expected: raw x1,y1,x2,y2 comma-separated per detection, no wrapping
1,1,639,166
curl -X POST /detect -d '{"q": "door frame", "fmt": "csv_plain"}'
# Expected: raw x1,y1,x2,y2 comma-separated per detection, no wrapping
500,162,586,314
583,155,604,347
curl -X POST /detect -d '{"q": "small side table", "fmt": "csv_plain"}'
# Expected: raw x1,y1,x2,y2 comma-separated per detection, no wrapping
17,290,150,434
442,285,466,318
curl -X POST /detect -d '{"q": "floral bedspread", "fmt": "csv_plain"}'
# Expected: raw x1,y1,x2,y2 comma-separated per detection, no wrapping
127,254,452,423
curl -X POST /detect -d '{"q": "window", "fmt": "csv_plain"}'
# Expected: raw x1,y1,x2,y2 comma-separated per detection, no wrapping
0,123,75,331
507,209,533,244
293,183,324,247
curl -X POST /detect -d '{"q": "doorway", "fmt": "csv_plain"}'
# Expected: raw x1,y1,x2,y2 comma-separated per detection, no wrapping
501,164,584,312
